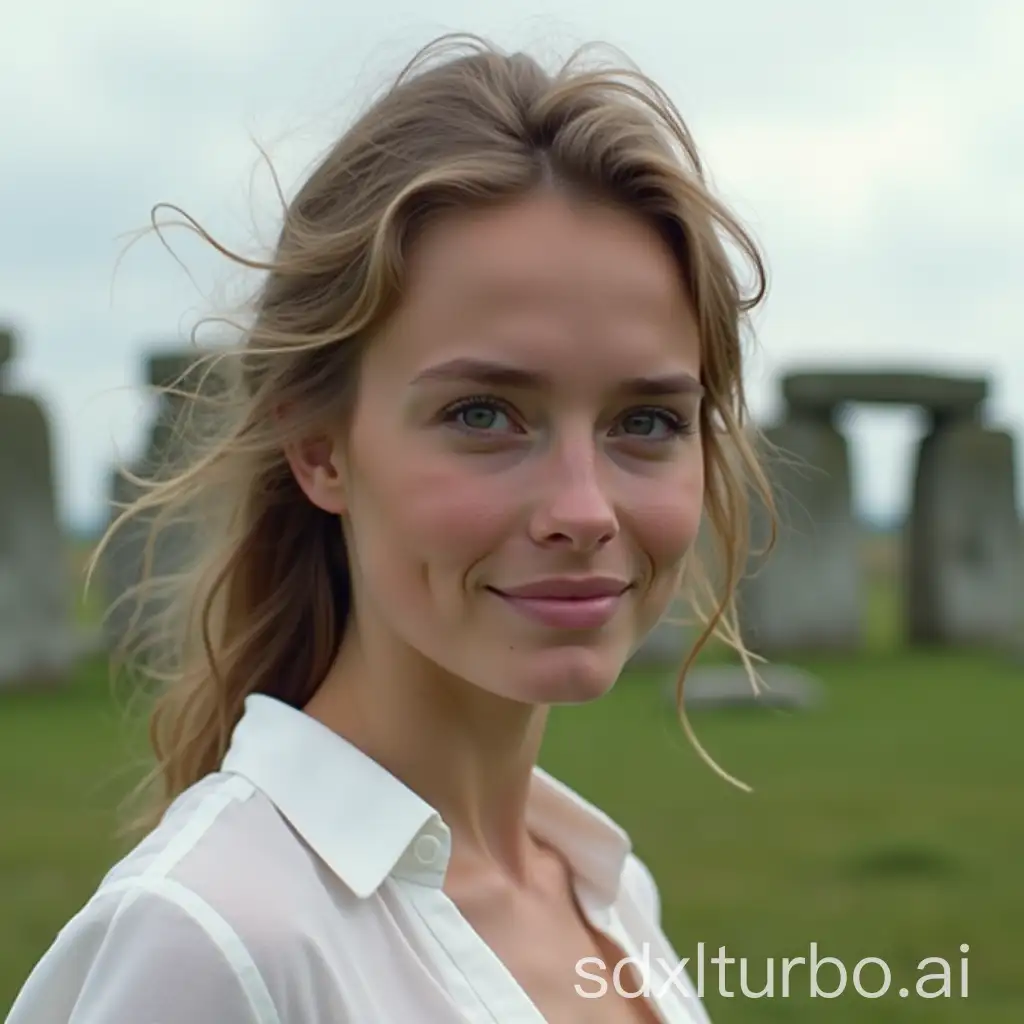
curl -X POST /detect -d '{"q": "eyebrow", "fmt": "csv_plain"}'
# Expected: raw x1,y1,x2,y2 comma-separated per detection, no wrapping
410,357,704,398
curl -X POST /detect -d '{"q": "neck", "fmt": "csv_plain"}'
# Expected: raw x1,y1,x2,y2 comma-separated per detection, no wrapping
304,621,550,884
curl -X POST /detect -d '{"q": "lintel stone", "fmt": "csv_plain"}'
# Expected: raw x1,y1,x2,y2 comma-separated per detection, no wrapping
782,371,988,417
147,348,209,390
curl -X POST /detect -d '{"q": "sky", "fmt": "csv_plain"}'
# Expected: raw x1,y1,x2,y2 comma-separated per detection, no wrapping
2,0,1022,530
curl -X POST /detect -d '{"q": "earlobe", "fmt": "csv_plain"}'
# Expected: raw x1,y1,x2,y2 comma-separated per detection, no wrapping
284,435,347,515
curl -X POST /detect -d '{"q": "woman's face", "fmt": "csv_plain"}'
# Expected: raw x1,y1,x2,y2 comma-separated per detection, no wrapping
307,189,704,706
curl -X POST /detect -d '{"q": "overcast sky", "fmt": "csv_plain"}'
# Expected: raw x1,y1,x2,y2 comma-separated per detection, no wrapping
2,0,1021,530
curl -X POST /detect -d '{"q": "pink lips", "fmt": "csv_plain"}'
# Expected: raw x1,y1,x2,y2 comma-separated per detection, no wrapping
489,576,631,630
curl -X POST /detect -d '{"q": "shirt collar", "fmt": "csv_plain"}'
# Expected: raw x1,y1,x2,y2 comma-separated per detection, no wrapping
220,693,631,904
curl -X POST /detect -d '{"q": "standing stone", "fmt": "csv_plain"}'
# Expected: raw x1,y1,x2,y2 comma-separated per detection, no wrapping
737,412,864,654
100,347,212,654
0,325,77,688
0,329,9,387
906,416,1024,647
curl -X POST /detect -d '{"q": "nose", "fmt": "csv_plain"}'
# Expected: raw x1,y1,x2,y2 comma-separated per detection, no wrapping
528,440,619,553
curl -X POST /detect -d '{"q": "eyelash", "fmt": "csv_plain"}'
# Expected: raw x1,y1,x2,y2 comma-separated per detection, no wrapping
439,395,693,438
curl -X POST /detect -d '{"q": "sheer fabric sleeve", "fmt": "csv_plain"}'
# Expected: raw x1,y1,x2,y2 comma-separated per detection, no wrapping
5,881,277,1024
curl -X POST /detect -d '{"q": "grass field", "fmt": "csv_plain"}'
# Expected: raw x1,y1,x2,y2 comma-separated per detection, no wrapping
2,541,1022,1021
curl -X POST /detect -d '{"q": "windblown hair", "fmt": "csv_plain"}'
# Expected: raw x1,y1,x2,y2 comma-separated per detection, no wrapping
90,33,776,837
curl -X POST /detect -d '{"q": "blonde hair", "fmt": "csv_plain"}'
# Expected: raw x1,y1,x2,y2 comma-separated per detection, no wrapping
90,33,776,837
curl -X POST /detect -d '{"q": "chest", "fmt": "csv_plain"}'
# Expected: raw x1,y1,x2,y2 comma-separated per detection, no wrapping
440,875,667,1024
490,921,665,1023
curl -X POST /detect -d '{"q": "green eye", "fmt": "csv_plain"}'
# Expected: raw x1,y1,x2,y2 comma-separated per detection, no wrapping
459,404,506,430
617,408,689,438
442,397,520,434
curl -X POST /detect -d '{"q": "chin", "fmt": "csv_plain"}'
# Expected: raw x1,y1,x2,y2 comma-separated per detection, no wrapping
500,645,625,705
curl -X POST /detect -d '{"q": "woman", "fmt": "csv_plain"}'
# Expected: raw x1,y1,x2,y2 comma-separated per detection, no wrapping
8,33,773,1024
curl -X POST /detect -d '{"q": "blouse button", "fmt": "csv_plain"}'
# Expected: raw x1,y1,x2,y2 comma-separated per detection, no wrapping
413,833,443,866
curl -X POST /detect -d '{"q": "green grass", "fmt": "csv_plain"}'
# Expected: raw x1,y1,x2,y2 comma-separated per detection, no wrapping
0,658,151,1010
2,557,1022,1020
544,648,1024,1021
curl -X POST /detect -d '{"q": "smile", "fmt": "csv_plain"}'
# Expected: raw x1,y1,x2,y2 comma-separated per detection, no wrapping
487,577,632,630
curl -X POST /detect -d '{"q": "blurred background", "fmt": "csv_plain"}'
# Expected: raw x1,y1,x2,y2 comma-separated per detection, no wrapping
1,1,1022,1021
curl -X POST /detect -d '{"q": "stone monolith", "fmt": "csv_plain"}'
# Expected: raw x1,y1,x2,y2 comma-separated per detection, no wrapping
100,347,212,653
0,326,77,688
906,416,1024,646
737,411,864,654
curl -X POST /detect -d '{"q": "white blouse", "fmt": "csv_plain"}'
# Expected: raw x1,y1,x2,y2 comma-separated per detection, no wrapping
6,694,711,1023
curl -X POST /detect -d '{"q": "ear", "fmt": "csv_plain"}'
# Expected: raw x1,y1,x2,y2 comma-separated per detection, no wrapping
283,430,348,515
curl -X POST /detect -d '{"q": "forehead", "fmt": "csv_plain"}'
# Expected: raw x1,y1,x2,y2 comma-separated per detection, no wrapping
368,190,700,381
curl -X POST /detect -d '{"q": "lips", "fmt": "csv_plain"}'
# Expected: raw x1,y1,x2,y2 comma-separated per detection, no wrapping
493,577,631,600
488,577,632,630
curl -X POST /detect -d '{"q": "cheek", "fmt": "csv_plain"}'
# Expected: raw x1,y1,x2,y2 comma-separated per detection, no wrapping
363,458,516,576
624,461,704,567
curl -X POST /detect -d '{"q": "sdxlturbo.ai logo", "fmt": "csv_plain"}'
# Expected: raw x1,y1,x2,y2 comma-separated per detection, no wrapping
575,942,970,1001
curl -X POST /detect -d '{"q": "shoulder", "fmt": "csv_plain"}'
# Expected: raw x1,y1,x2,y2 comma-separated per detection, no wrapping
8,874,278,1024
7,773,352,1024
